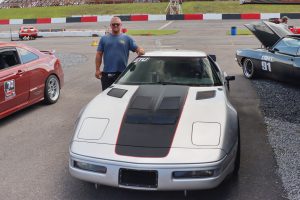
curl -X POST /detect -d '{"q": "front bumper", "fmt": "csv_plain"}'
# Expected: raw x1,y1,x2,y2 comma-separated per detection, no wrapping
69,143,237,191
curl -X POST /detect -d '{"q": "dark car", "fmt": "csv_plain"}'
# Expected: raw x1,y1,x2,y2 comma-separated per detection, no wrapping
0,42,64,119
236,21,300,84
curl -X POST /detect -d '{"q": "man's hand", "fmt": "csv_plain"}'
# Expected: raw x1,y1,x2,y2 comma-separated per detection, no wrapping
136,47,145,56
95,69,102,79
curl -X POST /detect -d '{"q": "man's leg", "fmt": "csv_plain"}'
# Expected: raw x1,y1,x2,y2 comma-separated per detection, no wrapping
101,75,112,91
101,74,120,91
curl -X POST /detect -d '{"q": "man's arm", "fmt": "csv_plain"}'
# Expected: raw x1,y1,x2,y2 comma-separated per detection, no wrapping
95,51,103,79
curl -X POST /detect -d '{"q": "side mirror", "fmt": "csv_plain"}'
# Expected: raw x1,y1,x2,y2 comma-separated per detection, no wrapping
208,54,216,62
225,76,235,81
224,75,235,91
267,48,275,53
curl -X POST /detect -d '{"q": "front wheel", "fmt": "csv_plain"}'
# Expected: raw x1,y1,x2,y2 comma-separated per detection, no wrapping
242,58,256,79
44,75,60,104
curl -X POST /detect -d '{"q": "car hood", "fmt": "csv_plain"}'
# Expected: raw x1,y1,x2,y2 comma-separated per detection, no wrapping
245,21,292,48
71,84,235,160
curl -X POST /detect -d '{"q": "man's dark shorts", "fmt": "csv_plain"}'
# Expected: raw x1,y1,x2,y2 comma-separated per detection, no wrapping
101,72,121,91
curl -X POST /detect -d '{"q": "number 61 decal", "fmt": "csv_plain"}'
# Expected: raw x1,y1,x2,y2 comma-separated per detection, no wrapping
261,61,272,72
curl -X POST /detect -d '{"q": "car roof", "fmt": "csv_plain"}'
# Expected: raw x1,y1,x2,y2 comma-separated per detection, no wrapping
21,26,35,28
142,50,207,57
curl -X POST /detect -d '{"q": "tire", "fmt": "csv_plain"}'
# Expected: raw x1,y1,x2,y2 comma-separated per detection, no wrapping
242,58,256,79
233,120,240,175
44,75,60,104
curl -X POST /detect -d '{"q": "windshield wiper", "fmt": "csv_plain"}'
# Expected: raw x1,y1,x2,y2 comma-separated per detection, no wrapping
155,81,186,85
125,82,218,86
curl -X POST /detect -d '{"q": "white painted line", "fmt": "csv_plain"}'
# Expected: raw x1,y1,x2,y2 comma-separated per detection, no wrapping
158,21,173,30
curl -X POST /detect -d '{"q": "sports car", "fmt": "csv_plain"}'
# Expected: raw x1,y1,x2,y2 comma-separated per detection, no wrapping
19,26,38,40
69,50,239,191
236,21,300,84
0,42,64,120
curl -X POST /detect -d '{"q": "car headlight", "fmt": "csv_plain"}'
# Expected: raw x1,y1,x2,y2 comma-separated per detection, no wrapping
73,160,107,174
77,118,109,140
192,122,221,146
172,169,221,179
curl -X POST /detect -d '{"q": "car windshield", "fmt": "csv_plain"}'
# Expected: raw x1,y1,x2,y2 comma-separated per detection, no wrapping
116,57,222,86
274,37,300,55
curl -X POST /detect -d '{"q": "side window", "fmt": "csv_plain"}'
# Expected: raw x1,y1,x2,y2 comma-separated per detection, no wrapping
274,38,299,56
18,48,39,64
0,50,21,70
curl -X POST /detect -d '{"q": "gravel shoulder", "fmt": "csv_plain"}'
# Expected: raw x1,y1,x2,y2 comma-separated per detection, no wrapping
252,79,300,200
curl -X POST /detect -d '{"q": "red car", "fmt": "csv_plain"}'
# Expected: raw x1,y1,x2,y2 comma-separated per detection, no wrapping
289,27,300,34
0,42,64,119
19,26,38,40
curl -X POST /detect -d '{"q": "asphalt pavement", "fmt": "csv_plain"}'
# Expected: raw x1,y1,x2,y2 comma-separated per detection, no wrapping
0,20,297,200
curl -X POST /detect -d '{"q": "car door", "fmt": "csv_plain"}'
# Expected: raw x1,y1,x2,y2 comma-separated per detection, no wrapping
0,48,30,114
17,47,44,101
268,38,297,81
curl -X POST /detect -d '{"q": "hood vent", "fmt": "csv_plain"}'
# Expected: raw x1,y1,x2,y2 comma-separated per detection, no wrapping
159,97,180,110
130,96,152,109
107,88,127,98
196,91,216,100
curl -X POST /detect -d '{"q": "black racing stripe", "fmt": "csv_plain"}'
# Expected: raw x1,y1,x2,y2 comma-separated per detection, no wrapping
116,146,170,158
115,85,189,158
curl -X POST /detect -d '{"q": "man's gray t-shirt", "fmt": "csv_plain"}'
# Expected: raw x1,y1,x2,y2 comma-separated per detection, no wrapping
97,33,138,73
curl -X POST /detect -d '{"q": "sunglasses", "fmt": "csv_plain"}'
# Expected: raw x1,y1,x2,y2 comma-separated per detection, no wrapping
111,23,121,27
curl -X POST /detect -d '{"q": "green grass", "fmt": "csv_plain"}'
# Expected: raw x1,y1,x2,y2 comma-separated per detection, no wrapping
226,29,252,35
126,29,178,36
1,1,300,19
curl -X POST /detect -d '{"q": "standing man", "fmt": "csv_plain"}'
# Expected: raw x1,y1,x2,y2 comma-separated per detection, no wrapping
281,16,289,28
95,16,145,91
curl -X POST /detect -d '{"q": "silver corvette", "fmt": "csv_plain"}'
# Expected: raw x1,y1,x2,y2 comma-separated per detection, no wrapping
69,50,240,191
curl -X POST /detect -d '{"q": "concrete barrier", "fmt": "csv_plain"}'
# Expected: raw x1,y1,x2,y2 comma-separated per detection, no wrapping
1,13,300,26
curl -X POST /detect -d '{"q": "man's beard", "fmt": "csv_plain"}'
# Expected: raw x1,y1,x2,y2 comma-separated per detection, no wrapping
112,29,120,34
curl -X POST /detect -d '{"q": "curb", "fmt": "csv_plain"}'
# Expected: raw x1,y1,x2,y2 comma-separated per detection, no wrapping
0,13,300,25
